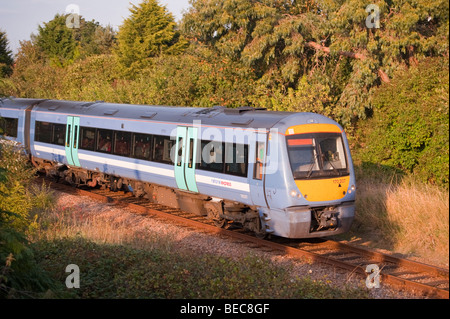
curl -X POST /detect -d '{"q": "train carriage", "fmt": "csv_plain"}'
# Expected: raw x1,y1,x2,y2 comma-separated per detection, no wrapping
0,97,356,239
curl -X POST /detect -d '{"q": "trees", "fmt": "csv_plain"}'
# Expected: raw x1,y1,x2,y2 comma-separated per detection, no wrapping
314,0,449,124
0,0,447,193
34,14,116,67
72,20,116,58
0,30,14,77
182,0,318,86
35,14,78,67
182,0,449,124
114,0,188,77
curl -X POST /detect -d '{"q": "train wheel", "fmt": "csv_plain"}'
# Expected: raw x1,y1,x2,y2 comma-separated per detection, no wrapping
205,202,227,228
253,216,267,239
213,218,228,228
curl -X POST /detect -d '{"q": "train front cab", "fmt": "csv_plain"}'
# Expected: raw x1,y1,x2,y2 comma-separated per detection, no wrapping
262,117,356,239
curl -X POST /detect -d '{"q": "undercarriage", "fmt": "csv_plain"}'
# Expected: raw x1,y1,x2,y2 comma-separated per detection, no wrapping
32,157,267,237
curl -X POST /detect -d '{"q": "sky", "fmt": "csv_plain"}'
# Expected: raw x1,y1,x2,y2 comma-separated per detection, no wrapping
0,0,191,55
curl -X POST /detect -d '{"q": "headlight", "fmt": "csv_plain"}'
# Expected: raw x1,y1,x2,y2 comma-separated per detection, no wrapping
290,190,303,198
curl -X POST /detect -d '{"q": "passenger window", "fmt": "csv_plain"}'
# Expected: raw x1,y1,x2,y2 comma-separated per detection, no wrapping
80,127,96,151
96,129,113,153
113,131,131,157
52,124,66,146
198,140,224,173
35,121,53,144
153,135,174,164
0,117,18,138
254,142,265,180
225,143,248,177
133,133,152,160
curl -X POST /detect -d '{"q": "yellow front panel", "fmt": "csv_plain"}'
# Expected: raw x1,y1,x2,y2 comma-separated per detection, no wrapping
286,124,342,135
295,176,350,202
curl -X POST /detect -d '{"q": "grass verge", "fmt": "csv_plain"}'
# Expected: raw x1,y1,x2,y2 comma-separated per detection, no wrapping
28,189,368,299
338,166,449,267
32,237,367,299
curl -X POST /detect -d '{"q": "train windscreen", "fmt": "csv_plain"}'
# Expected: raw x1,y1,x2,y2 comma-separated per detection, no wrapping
286,133,349,179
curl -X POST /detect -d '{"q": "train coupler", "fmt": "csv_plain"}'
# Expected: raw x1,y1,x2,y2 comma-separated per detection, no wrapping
311,208,339,232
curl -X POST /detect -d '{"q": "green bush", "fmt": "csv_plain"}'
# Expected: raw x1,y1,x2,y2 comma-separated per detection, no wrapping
0,141,55,298
355,57,449,188
0,40,61,99
141,47,257,108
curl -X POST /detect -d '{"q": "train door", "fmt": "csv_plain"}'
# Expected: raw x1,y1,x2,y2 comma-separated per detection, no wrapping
65,116,81,167
174,126,199,192
250,131,269,207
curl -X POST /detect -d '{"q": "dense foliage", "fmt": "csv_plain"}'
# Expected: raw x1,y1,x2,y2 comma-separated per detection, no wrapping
355,57,449,188
0,142,54,298
182,0,449,124
0,0,448,187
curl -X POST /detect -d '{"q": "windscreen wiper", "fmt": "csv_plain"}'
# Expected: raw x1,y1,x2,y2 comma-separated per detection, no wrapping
306,152,320,179
326,156,341,176
319,144,342,177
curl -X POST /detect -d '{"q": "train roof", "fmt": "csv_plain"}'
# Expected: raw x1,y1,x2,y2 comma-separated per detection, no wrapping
1,97,301,129
0,97,47,110
1,97,339,131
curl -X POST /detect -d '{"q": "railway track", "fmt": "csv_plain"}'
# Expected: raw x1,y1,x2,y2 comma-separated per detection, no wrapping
43,178,449,299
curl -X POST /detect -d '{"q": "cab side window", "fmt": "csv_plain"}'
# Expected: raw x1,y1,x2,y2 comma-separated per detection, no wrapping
254,142,265,180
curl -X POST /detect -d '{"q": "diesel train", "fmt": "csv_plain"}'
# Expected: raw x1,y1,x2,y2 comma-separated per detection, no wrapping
0,97,356,238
